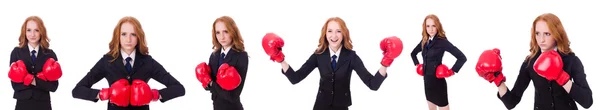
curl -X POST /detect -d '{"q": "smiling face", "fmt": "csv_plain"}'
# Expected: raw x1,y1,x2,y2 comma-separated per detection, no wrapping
326,21,343,49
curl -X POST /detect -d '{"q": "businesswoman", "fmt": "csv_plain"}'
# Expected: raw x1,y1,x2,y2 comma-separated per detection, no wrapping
410,14,467,110
195,16,249,110
8,16,63,110
475,13,593,110
261,17,402,110
72,16,185,110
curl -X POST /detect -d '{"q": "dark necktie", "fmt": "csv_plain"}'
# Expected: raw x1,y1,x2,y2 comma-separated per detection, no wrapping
31,50,37,63
426,39,433,48
125,57,132,73
331,55,337,69
218,53,225,66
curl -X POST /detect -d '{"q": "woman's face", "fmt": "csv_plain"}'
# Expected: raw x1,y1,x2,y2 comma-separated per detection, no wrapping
425,18,437,37
25,21,41,45
120,22,138,52
534,21,556,52
215,21,232,48
326,21,343,49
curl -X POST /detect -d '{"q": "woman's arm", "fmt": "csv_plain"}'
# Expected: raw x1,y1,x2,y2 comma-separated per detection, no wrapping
280,54,318,84
150,58,186,102
565,56,593,108
444,41,467,73
351,53,387,90
410,41,423,65
10,48,31,91
33,51,59,92
497,61,532,109
211,53,249,102
72,57,107,102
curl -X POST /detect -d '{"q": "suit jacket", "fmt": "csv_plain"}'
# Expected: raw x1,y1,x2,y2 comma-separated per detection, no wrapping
205,49,249,110
410,36,467,76
282,47,387,107
10,45,59,101
72,50,185,110
499,50,593,110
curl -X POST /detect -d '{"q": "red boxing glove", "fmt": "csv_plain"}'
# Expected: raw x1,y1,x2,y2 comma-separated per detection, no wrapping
435,64,454,78
130,80,160,106
217,63,241,91
195,62,212,89
416,64,424,76
380,36,403,67
262,33,285,62
8,60,34,86
475,48,506,86
36,58,63,81
534,50,570,86
99,79,131,107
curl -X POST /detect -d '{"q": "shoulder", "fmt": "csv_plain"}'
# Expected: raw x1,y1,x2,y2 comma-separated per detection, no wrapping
10,47,21,55
562,52,581,63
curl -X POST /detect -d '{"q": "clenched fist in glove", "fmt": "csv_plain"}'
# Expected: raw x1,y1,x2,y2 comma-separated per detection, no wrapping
416,64,424,76
380,36,403,67
436,64,454,78
130,80,160,106
217,63,241,91
195,62,212,89
475,48,506,86
262,33,285,63
36,58,63,81
99,79,131,107
534,50,570,86
8,60,34,86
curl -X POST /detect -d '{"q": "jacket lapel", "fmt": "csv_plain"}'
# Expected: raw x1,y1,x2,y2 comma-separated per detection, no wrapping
131,52,145,75
19,45,34,66
319,48,334,73
222,49,234,64
334,48,349,72
35,48,48,67
112,56,129,75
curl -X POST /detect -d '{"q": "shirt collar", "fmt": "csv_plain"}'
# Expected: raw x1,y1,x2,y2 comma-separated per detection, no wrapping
28,44,39,53
121,49,136,61
221,47,231,55
329,46,341,57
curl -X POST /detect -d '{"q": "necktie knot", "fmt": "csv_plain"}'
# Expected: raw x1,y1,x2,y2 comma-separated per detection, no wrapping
31,50,37,63
126,57,132,62
331,55,337,70
125,57,132,73
332,55,337,60
31,50,36,54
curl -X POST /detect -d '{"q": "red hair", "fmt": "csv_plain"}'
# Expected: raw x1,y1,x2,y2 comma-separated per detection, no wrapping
18,16,50,52
314,17,353,54
420,14,447,49
211,16,245,53
107,16,149,62
526,13,572,62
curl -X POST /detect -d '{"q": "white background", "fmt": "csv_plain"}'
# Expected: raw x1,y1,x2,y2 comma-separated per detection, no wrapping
0,0,597,110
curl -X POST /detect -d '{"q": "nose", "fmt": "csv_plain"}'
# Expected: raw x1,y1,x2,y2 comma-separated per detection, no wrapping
124,35,131,43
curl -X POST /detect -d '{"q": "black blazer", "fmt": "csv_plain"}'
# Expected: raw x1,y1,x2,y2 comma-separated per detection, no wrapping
72,51,185,110
205,49,249,110
9,45,59,101
499,50,593,110
282,48,387,107
410,37,467,76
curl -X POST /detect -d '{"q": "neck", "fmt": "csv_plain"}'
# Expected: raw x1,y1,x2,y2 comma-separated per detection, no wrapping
123,49,134,56
330,45,341,53
29,42,39,49
541,46,558,52
223,45,232,51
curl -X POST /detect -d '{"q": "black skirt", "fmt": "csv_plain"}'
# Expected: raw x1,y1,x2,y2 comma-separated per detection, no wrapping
15,99,52,110
423,75,449,107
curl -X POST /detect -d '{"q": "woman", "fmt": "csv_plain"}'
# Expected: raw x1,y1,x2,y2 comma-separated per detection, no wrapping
71,16,185,110
410,14,467,110
475,13,593,110
195,16,249,110
262,17,402,110
8,16,62,110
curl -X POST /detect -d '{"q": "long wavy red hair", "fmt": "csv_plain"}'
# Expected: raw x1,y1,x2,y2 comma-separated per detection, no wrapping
211,16,245,53
107,16,149,62
525,13,572,62
314,17,353,54
420,14,447,49
18,16,50,52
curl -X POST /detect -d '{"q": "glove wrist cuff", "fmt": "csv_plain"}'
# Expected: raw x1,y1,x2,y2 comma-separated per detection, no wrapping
557,71,571,86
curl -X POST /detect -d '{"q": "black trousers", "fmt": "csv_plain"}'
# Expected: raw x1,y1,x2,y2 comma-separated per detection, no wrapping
15,99,52,110
313,104,348,110
424,75,449,107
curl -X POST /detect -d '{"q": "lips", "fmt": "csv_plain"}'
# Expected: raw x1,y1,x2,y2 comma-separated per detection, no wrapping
330,39,339,42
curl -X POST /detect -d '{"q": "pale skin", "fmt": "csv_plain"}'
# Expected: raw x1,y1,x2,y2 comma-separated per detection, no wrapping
498,20,573,98
207,21,234,86
424,18,449,110
96,22,162,99
280,21,387,77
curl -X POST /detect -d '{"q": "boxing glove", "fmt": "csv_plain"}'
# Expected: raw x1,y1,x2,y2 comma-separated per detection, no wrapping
262,33,285,62
130,80,160,106
216,63,241,91
99,79,131,107
36,58,63,81
534,50,570,86
380,36,403,67
475,48,506,86
195,62,212,89
435,64,454,78
8,60,34,86
416,64,424,76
